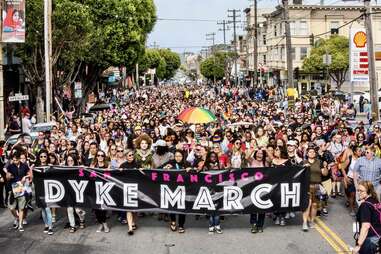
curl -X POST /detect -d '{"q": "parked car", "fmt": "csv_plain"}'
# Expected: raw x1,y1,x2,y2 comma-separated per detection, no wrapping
30,122,57,139
5,133,33,147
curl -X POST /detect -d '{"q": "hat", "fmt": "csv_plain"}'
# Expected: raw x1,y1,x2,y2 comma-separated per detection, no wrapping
287,140,297,146
315,139,326,147
154,139,166,147
134,125,142,131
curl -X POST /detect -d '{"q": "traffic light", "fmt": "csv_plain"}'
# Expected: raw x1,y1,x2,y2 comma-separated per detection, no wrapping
309,34,315,46
293,67,300,80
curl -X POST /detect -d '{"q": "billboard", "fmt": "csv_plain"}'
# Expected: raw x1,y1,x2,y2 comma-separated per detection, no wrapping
2,0,25,43
350,28,369,82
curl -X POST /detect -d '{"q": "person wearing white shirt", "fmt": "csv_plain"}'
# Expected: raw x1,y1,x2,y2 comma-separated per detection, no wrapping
22,113,32,134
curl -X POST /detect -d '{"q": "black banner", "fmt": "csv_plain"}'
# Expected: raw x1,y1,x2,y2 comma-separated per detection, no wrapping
33,166,310,215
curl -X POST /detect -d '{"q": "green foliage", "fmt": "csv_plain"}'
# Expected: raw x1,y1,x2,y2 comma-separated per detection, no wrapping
139,48,181,80
200,51,237,81
302,35,349,89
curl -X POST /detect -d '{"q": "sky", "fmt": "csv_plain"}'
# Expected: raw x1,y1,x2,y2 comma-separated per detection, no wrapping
147,0,364,53
147,0,279,53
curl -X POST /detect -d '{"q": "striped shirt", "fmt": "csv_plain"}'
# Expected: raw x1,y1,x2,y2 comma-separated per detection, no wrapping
354,156,381,187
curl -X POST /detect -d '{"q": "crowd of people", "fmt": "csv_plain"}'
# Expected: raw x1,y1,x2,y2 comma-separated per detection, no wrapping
1,83,381,253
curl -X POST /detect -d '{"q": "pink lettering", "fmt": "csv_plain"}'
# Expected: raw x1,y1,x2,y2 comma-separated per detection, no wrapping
241,172,249,181
103,172,111,179
176,174,184,183
190,174,198,183
163,173,170,182
229,173,235,182
78,168,84,177
204,174,212,183
90,171,97,178
151,172,158,181
255,172,264,181
218,174,223,183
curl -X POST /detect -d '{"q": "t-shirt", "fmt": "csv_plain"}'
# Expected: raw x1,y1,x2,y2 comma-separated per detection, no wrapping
120,160,140,169
357,197,381,238
304,159,322,184
6,162,30,187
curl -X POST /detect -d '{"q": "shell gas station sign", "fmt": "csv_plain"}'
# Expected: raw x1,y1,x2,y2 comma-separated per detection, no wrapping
350,28,369,82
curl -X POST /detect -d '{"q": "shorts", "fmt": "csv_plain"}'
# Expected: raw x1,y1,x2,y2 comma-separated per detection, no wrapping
309,184,319,204
7,191,27,210
346,178,356,193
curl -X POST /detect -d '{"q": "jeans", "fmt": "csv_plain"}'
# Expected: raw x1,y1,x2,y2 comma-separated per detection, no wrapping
41,208,52,228
67,207,86,227
359,236,379,254
250,213,265,228
170,214,186,228
209,215,220,227
95,209,107,224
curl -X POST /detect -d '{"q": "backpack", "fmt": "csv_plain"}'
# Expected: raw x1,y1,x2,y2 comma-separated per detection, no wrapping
357,201,381,250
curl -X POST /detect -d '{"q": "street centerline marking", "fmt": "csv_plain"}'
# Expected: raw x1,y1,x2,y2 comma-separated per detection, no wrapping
315,217,351,253
315,223,343,253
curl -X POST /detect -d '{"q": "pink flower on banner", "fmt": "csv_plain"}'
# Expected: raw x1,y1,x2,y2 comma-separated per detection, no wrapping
104,172,111,179
254,172,264,181
78,168,85,177
90,171,97,178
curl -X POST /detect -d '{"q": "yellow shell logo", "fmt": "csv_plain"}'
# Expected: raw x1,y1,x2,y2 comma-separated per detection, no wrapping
353,31,367,48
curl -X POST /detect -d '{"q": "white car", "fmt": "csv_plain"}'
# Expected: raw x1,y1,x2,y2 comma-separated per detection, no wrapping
30,122,57,139
5,133,33,147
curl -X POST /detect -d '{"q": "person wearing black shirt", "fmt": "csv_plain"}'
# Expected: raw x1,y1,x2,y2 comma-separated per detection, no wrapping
119,149,140,235
5,152,31,232
354,181,381,254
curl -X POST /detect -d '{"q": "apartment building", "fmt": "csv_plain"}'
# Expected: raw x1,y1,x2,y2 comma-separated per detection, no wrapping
245,2,381,94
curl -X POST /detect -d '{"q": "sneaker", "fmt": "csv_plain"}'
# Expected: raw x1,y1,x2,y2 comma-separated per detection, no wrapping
18,226,24,232
79,221,86,229
274,217,280,225
285,213,290,219
48,229,54,235
289,212,296,218
96,224,103,233
23,219,28,225
215,225,223,234
309,222,315,229
322,208,328,215
69,227,76,233
208,226,215,234
251,224,258,234
257,227,264,233
280,218,286,226
13,220,18,229
103,223,110,233
302,222,309,232
43,226,49,234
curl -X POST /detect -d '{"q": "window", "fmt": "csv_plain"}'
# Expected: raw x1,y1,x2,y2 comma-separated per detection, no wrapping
263,34,266,45
263,55,267,65
299,21,308,35
290,21,296,36
274,25,277,36
330,21,340,30
280,47,284,60
300,47,308,60
291,47,296,60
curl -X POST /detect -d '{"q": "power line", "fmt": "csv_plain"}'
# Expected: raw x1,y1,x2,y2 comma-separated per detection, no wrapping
157,18,218,22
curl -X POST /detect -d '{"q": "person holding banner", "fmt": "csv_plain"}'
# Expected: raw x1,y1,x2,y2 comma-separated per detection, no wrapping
302,146,328,232
163,150,188,233
91,150,111,233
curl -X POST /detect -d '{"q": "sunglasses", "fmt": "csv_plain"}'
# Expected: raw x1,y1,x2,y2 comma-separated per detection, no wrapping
40,155,47,158
117,150,124,152
97,154,105,157
127,154,134,157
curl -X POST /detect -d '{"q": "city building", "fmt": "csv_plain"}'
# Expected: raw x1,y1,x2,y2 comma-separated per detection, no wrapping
244,1,381,95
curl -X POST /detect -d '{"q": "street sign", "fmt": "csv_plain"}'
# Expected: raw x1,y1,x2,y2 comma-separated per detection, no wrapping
350,28,369,82
8,94,29,102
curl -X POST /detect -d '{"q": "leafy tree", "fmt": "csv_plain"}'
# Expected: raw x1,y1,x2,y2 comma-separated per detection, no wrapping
138,48,162,74
302,35,349,90
200,51,237,82
158,48,181,80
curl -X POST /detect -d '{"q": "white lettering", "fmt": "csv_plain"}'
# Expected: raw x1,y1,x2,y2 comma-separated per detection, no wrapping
251,184,273,209
192,187,215,210
223,186,243,210
68,180,89,203
95,182,116,206
281,183,300,208
44,180,65,203
160,185,185,209
123,183,138,207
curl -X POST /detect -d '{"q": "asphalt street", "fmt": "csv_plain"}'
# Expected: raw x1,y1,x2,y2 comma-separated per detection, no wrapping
0,196,355,254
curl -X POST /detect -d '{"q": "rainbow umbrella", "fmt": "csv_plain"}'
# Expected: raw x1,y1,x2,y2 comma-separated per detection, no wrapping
178,107,217,124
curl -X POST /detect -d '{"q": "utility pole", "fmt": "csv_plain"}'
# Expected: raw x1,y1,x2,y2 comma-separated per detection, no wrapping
364,0,379,121
44,0,53,121
0,2,4,140
136,63,139,89
217,20,230,48
228,9,241,86
283,0,294,89
250,0,259,88
206,33,216,84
